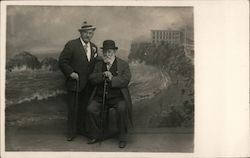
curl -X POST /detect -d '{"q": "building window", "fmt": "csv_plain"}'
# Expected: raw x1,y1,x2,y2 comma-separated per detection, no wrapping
151,30,183,44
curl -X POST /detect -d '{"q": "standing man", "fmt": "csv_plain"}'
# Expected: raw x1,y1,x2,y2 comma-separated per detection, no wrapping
86,40,133,148
59,21,98,141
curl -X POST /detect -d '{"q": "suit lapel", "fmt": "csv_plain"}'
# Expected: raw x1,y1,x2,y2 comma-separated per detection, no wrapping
116,57,122,73
80,40,96,63
77,38,88,62
89,42,97,62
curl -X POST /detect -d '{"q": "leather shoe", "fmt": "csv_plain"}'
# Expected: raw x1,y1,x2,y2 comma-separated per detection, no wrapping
67,135,75,141
119,141,126,148
87,138,99,144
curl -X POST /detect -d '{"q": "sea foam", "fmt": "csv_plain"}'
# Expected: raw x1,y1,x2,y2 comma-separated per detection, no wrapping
6,89,66,106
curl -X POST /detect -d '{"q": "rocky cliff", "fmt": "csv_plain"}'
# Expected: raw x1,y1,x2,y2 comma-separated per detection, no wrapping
6,51,59,72
6,51,41,71
129,42,194,127
40,57,59,71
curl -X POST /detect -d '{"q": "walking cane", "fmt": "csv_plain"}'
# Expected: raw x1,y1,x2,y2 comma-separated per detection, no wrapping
73,78,79,135
99,77,107,145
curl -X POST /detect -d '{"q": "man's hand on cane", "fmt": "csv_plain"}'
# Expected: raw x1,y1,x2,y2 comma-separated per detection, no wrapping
70,72,79,80
103,71,113,81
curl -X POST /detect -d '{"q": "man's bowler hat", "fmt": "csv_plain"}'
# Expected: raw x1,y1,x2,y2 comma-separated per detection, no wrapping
101,40,118,50
78,21,96,32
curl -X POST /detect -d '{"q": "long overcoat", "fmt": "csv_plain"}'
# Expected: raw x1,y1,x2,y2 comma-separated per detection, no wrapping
59,38,98,92
88,57,133,126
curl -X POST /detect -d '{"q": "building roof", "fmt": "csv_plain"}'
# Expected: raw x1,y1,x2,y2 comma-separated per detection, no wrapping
151,30,182,32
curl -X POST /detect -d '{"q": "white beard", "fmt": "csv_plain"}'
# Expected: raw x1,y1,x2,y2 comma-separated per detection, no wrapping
103,57,110,64
103,56,115,64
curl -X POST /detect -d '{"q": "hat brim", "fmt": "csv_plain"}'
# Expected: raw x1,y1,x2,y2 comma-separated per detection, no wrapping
78,27,96,31
101,47,118,50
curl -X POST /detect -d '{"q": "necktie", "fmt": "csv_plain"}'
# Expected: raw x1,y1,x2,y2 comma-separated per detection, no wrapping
107,63,111,71
84,44,91,62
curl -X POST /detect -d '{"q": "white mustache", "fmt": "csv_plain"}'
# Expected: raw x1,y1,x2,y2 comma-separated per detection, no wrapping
104,56,111,59
103,57,111,63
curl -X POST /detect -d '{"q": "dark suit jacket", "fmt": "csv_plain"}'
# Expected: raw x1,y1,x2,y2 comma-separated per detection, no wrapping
89,57,133,126
59,38,98,91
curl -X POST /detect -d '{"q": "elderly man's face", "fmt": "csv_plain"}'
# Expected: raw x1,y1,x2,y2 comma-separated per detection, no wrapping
103,49,116,63
80,29,94,42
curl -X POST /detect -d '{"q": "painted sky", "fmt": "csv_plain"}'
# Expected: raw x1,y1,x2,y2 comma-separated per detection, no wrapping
7,6,193,57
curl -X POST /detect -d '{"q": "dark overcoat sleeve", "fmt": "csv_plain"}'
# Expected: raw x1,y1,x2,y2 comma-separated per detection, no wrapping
58,41,74,79
89,61,104,85
111,61,131,88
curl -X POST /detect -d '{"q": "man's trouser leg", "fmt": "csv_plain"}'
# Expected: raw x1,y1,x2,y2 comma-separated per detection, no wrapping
77,90,86,135
86,99,128,141
77,84,94,135
114,100,128,141
86,100,102,139
67,91,78,137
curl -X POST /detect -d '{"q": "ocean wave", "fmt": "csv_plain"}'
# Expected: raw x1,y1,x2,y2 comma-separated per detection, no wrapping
40,65,52,71
131,88,162,104
6,114,66,127
129,64,170,103
6,89,67,106
129,60,145,66
6,62,170,106
159,69,171,89
10,65,39,72
8,65,58,73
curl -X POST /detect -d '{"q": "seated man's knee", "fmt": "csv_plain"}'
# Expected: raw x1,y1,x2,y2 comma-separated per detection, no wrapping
117,101,127,113
87,101,99,113
86,105,93,113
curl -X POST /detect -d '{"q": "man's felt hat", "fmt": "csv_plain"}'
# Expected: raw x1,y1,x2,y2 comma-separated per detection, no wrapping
78,21,96,32
101,40,118,50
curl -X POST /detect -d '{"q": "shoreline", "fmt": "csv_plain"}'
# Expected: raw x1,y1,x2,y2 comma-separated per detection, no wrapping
5,84,194,151
6,82,194,129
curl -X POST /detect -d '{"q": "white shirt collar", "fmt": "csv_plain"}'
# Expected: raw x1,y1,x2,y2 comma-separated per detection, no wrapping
80,37,91,61
106,57,115,71
80,37,90,47
109,57,116,65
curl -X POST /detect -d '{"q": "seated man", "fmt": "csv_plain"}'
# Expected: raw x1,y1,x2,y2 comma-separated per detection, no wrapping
86,40,133,148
